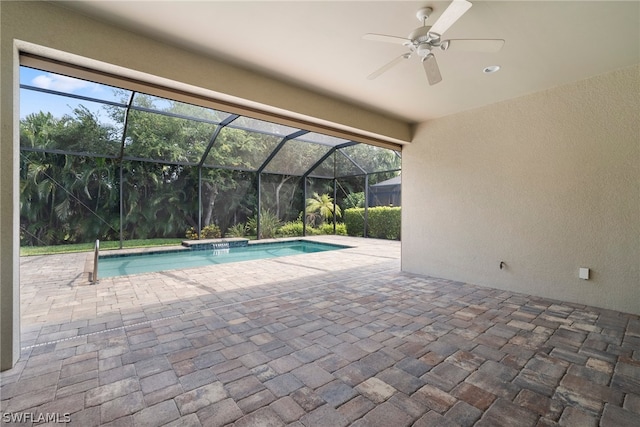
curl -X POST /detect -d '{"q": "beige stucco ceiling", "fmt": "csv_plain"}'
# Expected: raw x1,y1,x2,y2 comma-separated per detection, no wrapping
60,1,639,124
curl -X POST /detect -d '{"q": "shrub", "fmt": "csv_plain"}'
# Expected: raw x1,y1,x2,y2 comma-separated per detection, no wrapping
225,222,247,238
185,227,198,240
278,221,313,237
277,220,347,237
344,207,401,240
343,192,365,209
278,221,301,237
202,224,222,239
185,224,222,240
318,223,347,236
344,209,365,237
368,206,401,240
247,209,281,239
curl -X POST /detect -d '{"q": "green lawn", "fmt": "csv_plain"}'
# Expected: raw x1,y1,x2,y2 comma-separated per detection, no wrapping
20,238,184,256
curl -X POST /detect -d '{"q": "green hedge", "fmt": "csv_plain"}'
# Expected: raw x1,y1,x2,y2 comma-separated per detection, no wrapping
278,221,316,237
344,209,364,237
318,223,347,236
277,221,347,237
344,207,401,240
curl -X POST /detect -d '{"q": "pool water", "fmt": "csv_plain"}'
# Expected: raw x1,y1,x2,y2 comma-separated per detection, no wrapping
98,240,347,278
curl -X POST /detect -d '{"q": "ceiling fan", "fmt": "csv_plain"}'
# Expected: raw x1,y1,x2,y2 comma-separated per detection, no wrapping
363,0,504,85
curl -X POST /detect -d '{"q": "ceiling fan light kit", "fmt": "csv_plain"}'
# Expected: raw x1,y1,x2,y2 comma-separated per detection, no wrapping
364,0,505,85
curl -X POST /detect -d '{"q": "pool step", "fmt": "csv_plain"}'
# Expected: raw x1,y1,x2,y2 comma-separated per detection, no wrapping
182,238,249,251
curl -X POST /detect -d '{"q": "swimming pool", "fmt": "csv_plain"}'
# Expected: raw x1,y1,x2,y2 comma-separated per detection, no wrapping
98,240,348,278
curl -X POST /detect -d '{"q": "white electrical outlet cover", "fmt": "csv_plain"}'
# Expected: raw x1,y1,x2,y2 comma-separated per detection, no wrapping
579,268,590,280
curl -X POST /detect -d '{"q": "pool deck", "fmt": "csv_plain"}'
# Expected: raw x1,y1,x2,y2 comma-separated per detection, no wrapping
3,235,639,426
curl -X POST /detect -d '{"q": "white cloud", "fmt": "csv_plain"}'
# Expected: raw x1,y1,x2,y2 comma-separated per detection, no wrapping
31,73,99,93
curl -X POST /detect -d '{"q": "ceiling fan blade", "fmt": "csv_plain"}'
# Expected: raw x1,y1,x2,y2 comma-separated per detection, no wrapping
444,39,505,53
430,0,472,37
423,54,442,85
363,33,411,45
367,53,411,80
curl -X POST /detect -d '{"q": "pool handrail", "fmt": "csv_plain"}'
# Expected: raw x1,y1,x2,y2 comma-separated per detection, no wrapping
93,239,99,283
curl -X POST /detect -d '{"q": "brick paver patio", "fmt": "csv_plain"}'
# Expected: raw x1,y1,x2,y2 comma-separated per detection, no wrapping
1,236,638,426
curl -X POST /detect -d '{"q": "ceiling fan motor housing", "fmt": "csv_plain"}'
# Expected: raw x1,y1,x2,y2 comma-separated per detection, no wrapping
410,26,440,42
409,26,441,57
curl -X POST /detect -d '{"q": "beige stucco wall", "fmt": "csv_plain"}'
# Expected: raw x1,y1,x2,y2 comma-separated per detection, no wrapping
403,65,640,315
0,0,22,370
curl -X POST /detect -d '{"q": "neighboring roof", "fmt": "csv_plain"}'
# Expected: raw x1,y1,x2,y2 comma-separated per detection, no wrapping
370,175,401,188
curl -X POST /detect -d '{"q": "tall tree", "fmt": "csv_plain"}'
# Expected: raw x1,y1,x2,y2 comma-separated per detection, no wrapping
20,111,120,245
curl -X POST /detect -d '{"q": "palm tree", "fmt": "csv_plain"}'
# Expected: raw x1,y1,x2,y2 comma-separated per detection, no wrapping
306,192,341,226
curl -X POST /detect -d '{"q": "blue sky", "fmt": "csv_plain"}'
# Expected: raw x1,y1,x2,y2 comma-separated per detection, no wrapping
19,66,258,129
19,66,128,121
